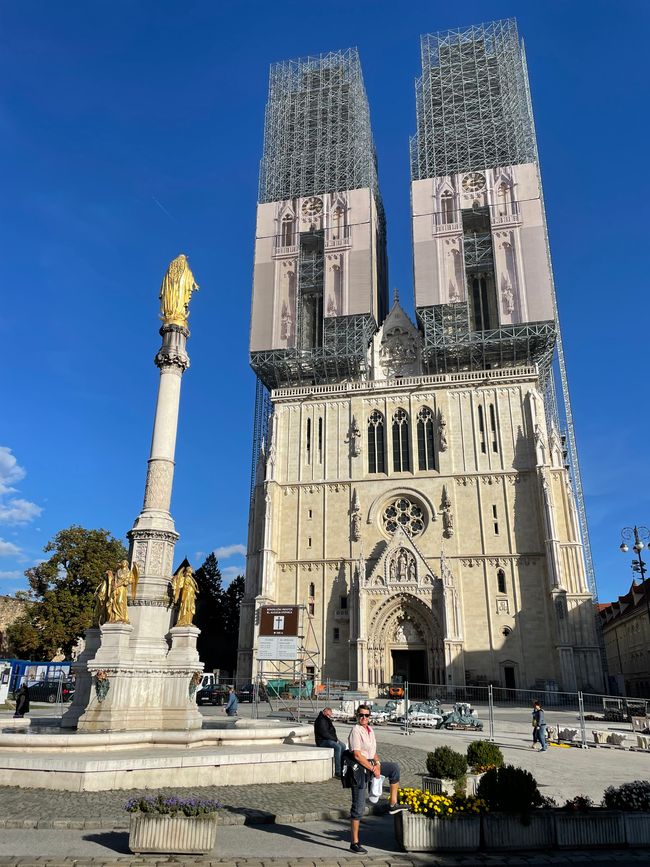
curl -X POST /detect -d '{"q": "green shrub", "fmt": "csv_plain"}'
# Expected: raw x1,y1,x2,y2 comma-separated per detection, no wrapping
466,740,504,772
603,781,650,811
562,795,594,813
426,746,468,780
477,765,543,815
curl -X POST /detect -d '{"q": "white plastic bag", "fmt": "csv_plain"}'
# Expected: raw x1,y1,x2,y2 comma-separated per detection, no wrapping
368,774,385,803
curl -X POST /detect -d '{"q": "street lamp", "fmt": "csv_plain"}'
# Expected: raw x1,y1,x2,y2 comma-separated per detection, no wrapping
619,526,650,625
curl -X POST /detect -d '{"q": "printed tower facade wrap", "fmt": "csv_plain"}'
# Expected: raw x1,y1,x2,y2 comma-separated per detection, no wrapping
239,24,603,695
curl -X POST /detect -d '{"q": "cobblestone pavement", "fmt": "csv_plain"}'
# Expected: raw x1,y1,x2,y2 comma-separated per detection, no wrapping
0,742,427,828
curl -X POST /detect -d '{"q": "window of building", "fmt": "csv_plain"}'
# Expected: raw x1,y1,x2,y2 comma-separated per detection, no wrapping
333,627,340,642
309,582,315,597
478,404,487,453
318,417,323,463
308,509,312,519
497,183,510,217
340,595,348,610
417,406,436,470
382,496,425,537
307,537,312,548
281,215,294,246
367,411,385,474
489,403,498,453
441,191,454,224
306,417,311,464
497,568,506,594
493,505,499,536
392,409,411,472
308,601,315,616
333,206,345,239
306,665,315,679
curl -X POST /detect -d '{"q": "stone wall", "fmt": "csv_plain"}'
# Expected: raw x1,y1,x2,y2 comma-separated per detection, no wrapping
0,595,30,655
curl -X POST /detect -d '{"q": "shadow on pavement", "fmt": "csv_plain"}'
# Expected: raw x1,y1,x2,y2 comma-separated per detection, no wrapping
250,815,403,855
82,832,130,854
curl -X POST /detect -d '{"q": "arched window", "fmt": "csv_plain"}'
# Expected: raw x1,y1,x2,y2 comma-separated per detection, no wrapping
318,417,323,463
306,417,311,464
489,403,498,453
333,206,345,239
497,569,506,594
478,404,487,453
281,215,294,246
367,411,385,474
392,409,411,472
417,407,436,471
441,191,454,224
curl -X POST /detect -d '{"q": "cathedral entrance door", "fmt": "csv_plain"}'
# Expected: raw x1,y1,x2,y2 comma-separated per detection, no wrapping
391,649,428,684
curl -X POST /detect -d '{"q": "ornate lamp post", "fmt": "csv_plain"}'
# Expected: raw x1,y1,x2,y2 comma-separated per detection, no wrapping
619,525,650,624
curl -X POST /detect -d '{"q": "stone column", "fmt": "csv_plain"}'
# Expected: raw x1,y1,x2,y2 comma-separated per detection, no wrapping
77,322,203,732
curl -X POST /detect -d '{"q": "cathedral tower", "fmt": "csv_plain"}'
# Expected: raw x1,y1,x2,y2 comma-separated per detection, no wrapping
239,25,604,695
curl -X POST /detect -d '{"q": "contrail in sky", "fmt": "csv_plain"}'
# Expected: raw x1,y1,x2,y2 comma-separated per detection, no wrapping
152,196,175,221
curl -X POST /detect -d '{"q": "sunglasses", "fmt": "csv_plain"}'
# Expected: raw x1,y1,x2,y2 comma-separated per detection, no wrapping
358,713,370,717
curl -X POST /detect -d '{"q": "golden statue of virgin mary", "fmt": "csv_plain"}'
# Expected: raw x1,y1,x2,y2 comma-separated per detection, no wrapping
159,254,199,327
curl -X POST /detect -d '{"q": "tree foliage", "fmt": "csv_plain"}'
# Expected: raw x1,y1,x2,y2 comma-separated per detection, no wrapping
7,525,127,659
193,553,244,675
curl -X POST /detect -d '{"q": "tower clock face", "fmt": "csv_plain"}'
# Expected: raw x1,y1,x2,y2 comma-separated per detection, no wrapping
301,196,323,216
462,172,486,193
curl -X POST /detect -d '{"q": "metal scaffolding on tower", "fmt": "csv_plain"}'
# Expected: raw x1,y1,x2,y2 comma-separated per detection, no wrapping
410,19,597,602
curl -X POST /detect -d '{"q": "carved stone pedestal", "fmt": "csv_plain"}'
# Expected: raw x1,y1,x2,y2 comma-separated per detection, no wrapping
76,623,202,733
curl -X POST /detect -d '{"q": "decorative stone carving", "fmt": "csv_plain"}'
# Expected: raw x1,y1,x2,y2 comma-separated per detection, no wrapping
154,348,190,370
149,541,165,577
350,489,361,542
94,670,110,703
143,461,174,511
496,598,510,614
441,485,454,538
345,416,362,458
437,409,448,452
393,619,420,644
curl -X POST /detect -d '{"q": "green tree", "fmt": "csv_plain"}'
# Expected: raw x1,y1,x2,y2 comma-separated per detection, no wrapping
7,525,127,659
194,553,224,670
221,575,245,674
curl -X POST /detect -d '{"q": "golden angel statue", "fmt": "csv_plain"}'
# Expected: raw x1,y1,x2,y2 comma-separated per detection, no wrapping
106,559,139,624
159,254,199,327
92,571,112,627
172,564,199,627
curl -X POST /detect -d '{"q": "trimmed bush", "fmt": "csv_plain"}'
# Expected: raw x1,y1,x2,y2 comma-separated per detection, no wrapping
426,746,468,780
477,765,543,815
466,740,504,772
602,780,650,811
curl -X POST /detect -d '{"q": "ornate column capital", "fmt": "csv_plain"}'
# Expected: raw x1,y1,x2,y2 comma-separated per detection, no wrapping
155,324,190,371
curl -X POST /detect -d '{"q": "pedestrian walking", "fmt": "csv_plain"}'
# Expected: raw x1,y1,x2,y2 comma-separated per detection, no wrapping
314,706,345,777
346,704,407,854
532,700,548,751
224,687,239,717
13,683,30,718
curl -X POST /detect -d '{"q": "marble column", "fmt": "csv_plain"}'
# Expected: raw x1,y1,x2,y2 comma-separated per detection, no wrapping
75,323,203,732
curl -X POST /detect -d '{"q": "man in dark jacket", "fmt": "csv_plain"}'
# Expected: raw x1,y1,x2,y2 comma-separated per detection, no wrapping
314,707,344,777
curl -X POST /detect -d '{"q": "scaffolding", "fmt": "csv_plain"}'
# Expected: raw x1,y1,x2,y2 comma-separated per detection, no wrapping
259,48,382,206
410,19,597,606
410,18,536,180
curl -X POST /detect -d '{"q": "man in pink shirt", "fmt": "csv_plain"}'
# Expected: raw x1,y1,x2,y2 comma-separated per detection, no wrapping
346,704,406,854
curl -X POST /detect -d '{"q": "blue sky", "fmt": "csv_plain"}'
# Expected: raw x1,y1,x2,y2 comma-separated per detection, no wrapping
0,1,647,603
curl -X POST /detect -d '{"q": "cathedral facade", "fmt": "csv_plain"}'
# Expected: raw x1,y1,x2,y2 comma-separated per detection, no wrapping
238,24,604,694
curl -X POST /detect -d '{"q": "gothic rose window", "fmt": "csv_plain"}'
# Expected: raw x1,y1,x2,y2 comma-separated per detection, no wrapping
382,496,425,537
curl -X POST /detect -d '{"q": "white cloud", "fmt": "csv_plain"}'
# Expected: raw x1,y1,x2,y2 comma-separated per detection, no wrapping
213,544,246,560
0,447,42,525
0,446,25,495
222,565,245,583
0,538,22,557
0,498,42,524
0,570,21,580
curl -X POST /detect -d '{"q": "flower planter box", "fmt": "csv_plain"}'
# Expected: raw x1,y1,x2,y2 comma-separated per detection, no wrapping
482,812,555,850
129,813,217,854
395,810,480,852
623,813,650,847
555,811,624,849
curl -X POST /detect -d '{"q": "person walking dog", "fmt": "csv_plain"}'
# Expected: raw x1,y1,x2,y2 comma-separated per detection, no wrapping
346,704,406,854
532,700,548,751
314,706,345,777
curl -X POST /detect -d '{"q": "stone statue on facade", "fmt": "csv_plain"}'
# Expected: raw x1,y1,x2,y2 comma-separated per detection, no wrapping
159,254,199,327
92,572,111,627
105,560,139,624
172,565,199,627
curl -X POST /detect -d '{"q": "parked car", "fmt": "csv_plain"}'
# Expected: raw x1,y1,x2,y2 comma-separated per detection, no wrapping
196,683,229,706
27,679,75,703
236,684,258,703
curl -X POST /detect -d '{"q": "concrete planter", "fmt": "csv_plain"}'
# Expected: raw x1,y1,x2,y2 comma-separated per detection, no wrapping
465,772,484,796
623,813,650,846
482,812,555,850
395,810,480,852
420,775,443,794
555,811,624,849
129,813,217,854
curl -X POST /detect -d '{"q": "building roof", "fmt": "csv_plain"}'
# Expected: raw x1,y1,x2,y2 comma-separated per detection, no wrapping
599,579,650,626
